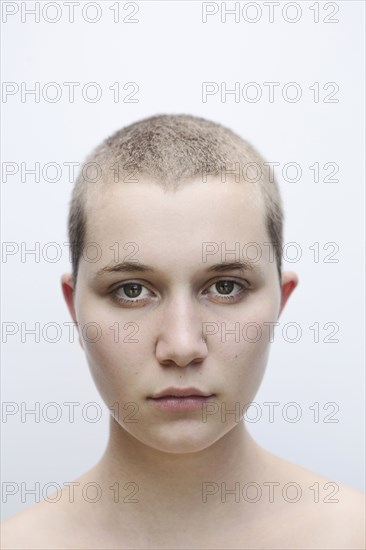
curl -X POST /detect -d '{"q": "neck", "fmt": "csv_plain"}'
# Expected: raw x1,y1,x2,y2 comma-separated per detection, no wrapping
84,417,272,541
105,415,264,480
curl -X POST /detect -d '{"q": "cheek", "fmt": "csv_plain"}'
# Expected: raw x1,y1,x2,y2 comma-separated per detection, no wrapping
210,298,278,398
211,293,277,354
76,299,146,402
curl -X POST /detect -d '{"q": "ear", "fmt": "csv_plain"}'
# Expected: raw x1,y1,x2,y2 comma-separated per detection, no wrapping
278,271,299,320
61,273,84,349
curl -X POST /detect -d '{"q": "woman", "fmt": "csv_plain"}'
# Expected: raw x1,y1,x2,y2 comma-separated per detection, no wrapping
3,115,364,549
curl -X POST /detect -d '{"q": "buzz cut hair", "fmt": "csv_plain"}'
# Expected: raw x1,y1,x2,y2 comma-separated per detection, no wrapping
67,114,284,287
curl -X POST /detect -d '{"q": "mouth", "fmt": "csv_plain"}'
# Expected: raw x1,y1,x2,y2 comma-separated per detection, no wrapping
148,386,214,399
147,387,216,412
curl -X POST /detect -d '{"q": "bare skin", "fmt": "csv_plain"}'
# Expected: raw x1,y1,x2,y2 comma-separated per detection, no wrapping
2,432,365,549
2,179,365,549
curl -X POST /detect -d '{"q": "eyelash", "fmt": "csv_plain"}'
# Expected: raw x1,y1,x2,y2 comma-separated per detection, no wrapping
109,279,249,307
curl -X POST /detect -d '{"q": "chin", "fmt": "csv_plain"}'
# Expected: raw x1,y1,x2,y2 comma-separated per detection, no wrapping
135,422,232,454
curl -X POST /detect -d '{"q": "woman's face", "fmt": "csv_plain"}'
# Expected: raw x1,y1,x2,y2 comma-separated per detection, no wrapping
62,179,297,453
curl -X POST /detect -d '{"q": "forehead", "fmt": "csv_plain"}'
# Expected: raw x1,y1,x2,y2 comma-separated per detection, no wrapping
86,180,265,241
83,179,268,276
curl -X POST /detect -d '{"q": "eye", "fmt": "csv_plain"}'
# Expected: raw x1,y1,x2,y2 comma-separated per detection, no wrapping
111,282,152,307
204,279,249,303
110,279,249,307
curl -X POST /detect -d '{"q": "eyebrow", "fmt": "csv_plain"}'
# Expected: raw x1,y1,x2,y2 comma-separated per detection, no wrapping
93,260,263,280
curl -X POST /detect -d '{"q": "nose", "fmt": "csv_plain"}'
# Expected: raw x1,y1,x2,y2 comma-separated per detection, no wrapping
155,293,209,368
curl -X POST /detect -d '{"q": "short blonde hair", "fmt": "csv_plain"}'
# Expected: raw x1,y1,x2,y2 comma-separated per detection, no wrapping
67,114,283,286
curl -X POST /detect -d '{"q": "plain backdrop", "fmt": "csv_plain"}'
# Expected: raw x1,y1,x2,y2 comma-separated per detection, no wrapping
1,0,365,519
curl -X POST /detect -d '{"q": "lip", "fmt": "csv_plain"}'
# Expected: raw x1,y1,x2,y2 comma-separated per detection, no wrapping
147,387,216,412
148,386,214,399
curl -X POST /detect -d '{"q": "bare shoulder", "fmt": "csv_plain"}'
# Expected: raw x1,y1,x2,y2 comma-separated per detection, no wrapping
1,466,105,550
263,451,366,549
1,497,85,550
1,504,52,549
320,482,366,549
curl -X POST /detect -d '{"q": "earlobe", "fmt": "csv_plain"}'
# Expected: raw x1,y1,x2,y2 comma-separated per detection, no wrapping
278,271,299,319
